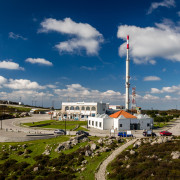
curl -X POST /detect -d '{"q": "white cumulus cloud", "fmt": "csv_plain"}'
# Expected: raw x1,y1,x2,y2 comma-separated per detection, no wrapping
144,76,161,81
39,18,103,55
4,79,45,90
54,84,122,102
151,85,180,94
0,61,24,70
147,0,175,14
0,76,7,84
25,58,53,66
143,94,160,100
117,19,180,63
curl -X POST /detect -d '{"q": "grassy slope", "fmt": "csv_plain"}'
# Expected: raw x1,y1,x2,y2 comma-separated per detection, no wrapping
0,135,126,180
107,137,180,180
23,120,88,130
0,136,70,165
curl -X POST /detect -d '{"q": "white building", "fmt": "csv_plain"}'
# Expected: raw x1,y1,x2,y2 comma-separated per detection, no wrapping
88,110,153,130
88,114,114,130
109,105,124,110
61,102,109,120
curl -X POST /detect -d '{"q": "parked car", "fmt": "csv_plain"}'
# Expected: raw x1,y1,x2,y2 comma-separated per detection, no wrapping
143,130,156,137
76,130,89,136
118,131,133,137
160,131,172,136
54,129,66,135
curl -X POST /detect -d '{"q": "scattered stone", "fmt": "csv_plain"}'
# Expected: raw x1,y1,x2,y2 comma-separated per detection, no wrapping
133,143,139,148
151,173,154,177
157,138,163,144
151,155,158,159
130,150,135,155
98,138,103,144
22,144,27,149
81,137,89,142
171,151,180,159
64,143,72,150
85,150,92,157
55,144,64,152
71,139,79,145
125,155,129,161
81,167,86,171
33,167,39,172
91,143,97,151
104,147,111,152
150,141,156,146
82,160,87,165
43,150,50,155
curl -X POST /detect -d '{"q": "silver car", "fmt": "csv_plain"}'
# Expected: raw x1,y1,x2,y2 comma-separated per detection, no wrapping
54,129,66,135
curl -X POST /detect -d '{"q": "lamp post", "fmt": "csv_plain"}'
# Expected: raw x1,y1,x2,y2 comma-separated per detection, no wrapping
151,123,153,138
65,118,66,135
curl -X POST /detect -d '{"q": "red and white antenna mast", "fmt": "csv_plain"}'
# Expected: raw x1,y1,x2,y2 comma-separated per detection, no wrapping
125,35,130,111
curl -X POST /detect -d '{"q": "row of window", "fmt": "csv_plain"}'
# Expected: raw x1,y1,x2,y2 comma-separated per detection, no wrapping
65,106,96,111
89,120,102,128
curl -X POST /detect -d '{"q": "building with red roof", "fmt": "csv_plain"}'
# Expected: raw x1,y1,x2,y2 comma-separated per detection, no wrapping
88,110,153,131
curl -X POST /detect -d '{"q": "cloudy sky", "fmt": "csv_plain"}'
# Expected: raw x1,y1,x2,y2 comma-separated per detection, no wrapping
0,0,180,110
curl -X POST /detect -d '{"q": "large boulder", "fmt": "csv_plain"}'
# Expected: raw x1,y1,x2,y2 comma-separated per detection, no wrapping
71,139,79,145
55,144,65,152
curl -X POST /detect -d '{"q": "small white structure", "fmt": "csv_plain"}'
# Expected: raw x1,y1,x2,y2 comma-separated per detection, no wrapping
61,102,109,120
88,110,153,130
88,114,113,130
109,105,124,110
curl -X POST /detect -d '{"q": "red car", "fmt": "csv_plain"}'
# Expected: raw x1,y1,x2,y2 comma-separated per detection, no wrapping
160,131,172,136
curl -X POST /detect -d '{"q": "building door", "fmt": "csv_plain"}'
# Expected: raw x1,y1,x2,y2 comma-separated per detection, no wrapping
130,123,140,130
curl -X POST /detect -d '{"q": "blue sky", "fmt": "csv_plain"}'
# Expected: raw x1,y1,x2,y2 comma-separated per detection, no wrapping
0,0,180,110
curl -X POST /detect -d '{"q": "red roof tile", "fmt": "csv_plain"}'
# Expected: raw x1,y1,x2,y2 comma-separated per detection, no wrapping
109,110,137,119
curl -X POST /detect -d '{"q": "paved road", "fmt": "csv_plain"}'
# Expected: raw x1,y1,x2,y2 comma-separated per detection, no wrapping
0,115,179,142
0,114,56,142
95,139,137,180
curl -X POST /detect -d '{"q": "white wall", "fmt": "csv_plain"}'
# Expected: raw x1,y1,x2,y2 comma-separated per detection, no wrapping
88,116,113,130
114,119,130,131
103,118,114,130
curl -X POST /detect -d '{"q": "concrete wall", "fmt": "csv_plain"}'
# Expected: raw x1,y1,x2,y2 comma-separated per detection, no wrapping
114,118,130,131
88,116,113,130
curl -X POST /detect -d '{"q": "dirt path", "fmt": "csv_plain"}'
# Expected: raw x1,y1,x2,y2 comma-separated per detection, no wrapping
95,139,137,180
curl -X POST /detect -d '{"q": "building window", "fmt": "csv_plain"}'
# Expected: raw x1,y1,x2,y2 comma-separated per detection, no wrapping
86,106,90,111
70,106,74,110
81,106,85,110
81,115,84,118
75,106,80,110
91,106,96,111
99,122,102,128
147,123,150,127
91,113,95,117
92,121,94,126
120,124,122,127
65,106,69,110
89,120,91,125
95,121,98,127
